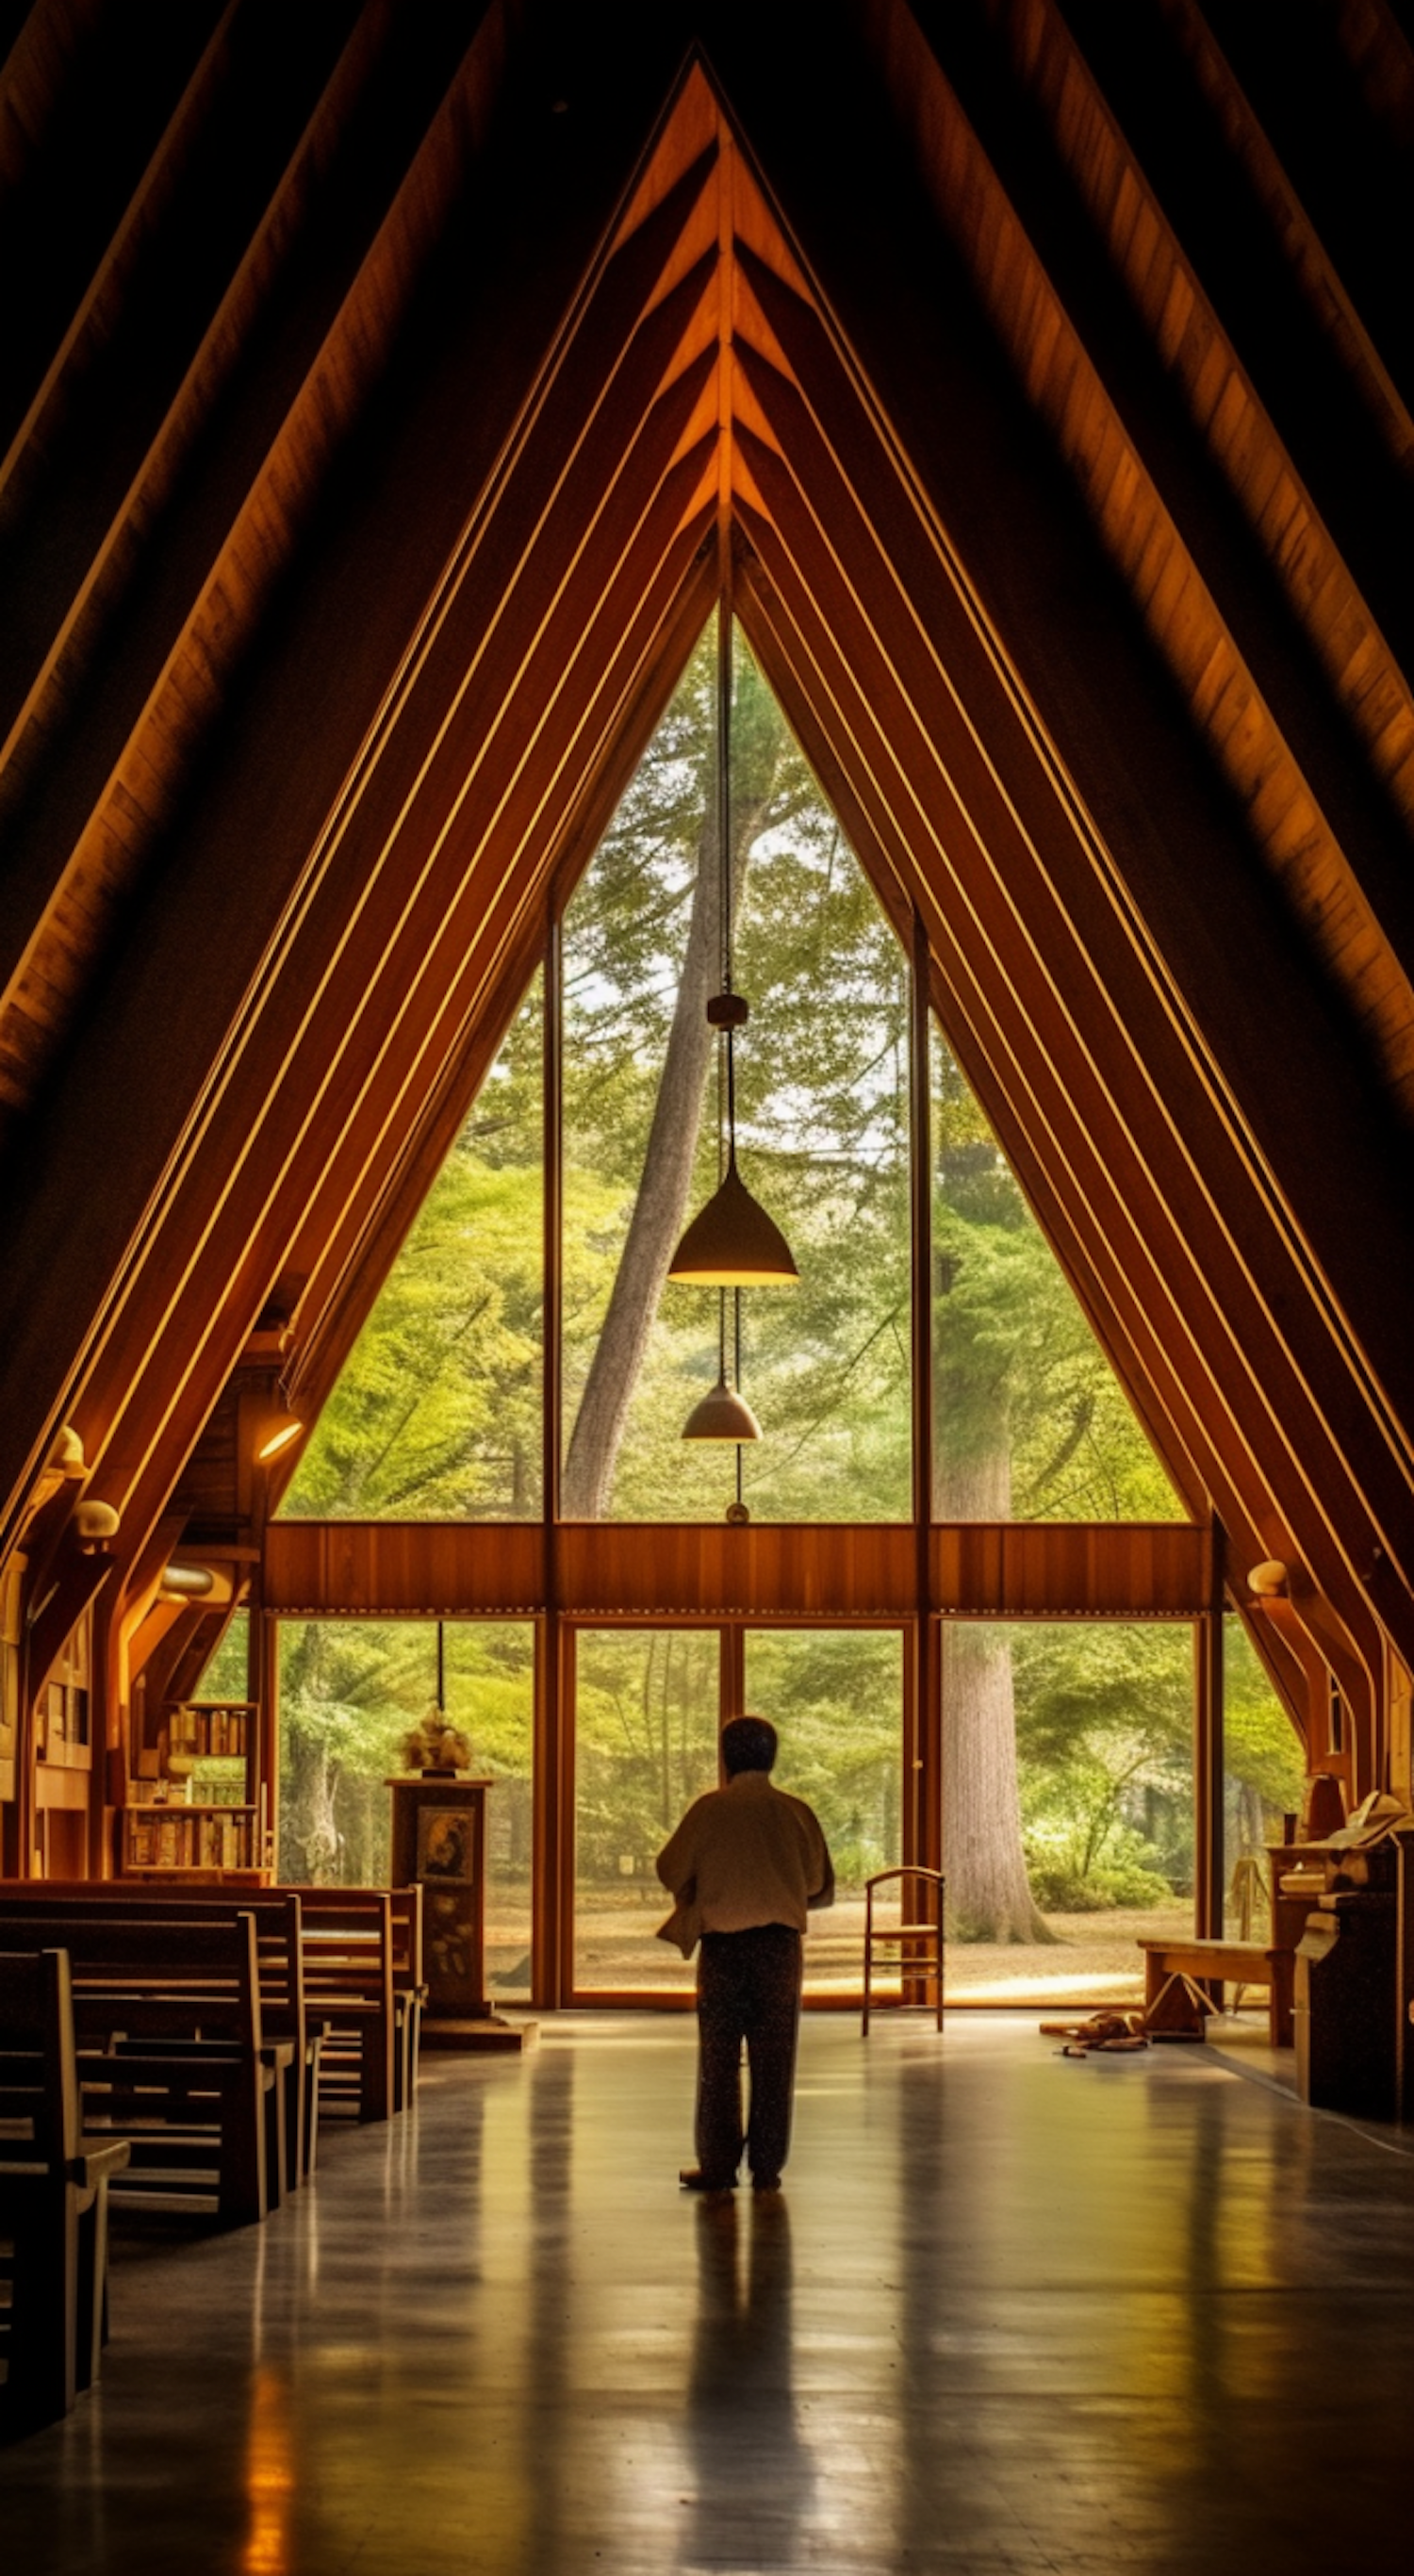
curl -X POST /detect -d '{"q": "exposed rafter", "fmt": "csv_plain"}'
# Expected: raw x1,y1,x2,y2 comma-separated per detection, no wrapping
0,1,1411,1789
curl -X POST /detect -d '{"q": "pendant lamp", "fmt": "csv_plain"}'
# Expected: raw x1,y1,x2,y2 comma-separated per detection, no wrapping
667,599,798,1291
683,1275,761,1444
682,1370,763,1442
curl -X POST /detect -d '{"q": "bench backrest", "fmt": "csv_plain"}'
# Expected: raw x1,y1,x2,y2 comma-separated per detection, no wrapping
386,1887,423,1994
0,1914,262,2053
0,1888,304,2031
293,1889,394,2019
0,1948,81,2169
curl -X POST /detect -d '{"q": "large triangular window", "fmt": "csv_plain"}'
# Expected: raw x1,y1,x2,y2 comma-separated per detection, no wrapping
282,622,1182,1528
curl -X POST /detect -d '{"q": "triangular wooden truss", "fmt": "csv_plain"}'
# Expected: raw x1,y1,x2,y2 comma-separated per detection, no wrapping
2,7,1413,1784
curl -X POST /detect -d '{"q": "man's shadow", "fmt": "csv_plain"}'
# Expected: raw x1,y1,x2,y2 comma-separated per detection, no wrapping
682,2194,816,2568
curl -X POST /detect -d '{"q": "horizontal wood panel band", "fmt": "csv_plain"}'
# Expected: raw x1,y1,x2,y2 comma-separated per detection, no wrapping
553,1523,920,1619
263,1521,546,1619
263,1518,1210,1621
930,1523,1214,1619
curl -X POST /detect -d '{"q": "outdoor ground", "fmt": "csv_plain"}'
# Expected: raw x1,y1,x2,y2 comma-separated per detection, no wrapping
497,1892,1194,2004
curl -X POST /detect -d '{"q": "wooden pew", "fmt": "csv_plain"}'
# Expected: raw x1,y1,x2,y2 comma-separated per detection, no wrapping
0,1949,130,2432
0,1914,285,2228
0,1879,423,2132
386,1886,426,2111
295,1890,398,2123
9,1887,321,2186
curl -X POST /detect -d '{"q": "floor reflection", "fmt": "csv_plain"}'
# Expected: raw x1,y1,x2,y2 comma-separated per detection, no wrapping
681,2194,815,2569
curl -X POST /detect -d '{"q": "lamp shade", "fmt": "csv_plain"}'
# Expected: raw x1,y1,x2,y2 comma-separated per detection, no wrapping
682,1376,763,1442
668,1161,798,1287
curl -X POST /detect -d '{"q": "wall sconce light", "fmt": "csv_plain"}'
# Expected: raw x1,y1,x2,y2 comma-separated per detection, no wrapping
47,1423,86,1476
255,1413,303,1464
72,1498,121,1551
1247,1558,1290,1599
159,1563,216,1600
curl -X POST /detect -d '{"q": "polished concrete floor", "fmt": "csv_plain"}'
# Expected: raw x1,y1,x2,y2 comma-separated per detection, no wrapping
3,2013,1413,2574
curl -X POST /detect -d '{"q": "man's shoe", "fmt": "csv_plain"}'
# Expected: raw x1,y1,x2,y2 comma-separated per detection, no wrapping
679,2167,736,2191
750,2173,782,2192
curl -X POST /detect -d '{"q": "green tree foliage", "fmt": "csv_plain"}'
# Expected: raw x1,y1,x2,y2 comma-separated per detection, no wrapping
561,628,912,1521
1011,1624,1192,1911
574,1629,719,1888
751,1631,901,1887
276,1618,534,1895
277,1619,429,1884
932,1042,1178,1521
283,981,545,1521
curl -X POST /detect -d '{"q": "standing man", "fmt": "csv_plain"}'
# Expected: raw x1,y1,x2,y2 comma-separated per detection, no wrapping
656,1715,833,2195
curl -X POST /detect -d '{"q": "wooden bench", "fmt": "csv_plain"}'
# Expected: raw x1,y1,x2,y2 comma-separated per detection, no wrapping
0,1948,131,2432
296,1891,397,2122
386,1886,425,2111
0,1914,287,2227
0,1886,321,2188
1138,1936,1295,2045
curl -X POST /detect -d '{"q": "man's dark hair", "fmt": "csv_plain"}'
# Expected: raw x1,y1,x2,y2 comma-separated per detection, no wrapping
721,1715,777,1777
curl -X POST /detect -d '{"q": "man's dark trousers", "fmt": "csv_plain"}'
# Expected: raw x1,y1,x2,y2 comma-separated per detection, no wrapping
695,1923,803,2186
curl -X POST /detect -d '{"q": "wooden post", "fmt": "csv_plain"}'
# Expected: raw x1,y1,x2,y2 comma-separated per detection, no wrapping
535,911,565,2010
910,912,939,1881
1194,1605,1225,1942
719,1625,746,1733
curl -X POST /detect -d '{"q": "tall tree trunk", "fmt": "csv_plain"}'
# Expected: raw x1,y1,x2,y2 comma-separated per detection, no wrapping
939,1420,1054,1943
562,783,778,1519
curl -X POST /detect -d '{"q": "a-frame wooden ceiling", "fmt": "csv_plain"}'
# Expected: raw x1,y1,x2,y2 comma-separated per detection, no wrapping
3,0,1413,1776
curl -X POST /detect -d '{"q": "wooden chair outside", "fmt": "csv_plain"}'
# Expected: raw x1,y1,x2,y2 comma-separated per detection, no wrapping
862,1867,945,2036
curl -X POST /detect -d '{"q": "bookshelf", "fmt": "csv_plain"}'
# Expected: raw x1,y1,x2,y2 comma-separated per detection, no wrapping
123,1698,267,1879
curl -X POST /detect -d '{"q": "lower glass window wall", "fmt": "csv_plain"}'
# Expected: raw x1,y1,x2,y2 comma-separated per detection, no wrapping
276,1616,534,1999
944,1621,1195,2010
572,1628,719,1994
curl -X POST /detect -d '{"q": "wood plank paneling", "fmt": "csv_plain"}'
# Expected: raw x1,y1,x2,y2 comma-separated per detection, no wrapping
931,1522,1213,1618
263,1518,1210,1622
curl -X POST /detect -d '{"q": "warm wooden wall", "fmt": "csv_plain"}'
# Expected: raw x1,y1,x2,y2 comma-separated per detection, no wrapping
263,1519,1214,1623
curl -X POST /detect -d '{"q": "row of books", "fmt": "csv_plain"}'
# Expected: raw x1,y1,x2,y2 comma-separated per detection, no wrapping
166,1701,251,1756
125,1810,255,1871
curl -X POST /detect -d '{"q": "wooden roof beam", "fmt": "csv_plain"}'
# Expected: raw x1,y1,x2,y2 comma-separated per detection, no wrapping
54,416,718,1578
0,91,720,1552
857,3,1414,1113
0,1,517,1130
723,208,1414,1533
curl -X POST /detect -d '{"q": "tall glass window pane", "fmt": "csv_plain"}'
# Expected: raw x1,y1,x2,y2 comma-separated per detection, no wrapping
745,1629,903,1995
277,1618,429,1884
1223,1614,1305,1957
561,626,912,1522
280,976,543,1519
196,1609,249,1698
930,1020,1184,1520
277,1617,533,2002
945,1620,1193,2006
573,1628,719,1991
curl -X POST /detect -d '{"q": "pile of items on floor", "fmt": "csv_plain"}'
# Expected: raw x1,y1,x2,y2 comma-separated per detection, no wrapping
1043,1974,1216,2058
